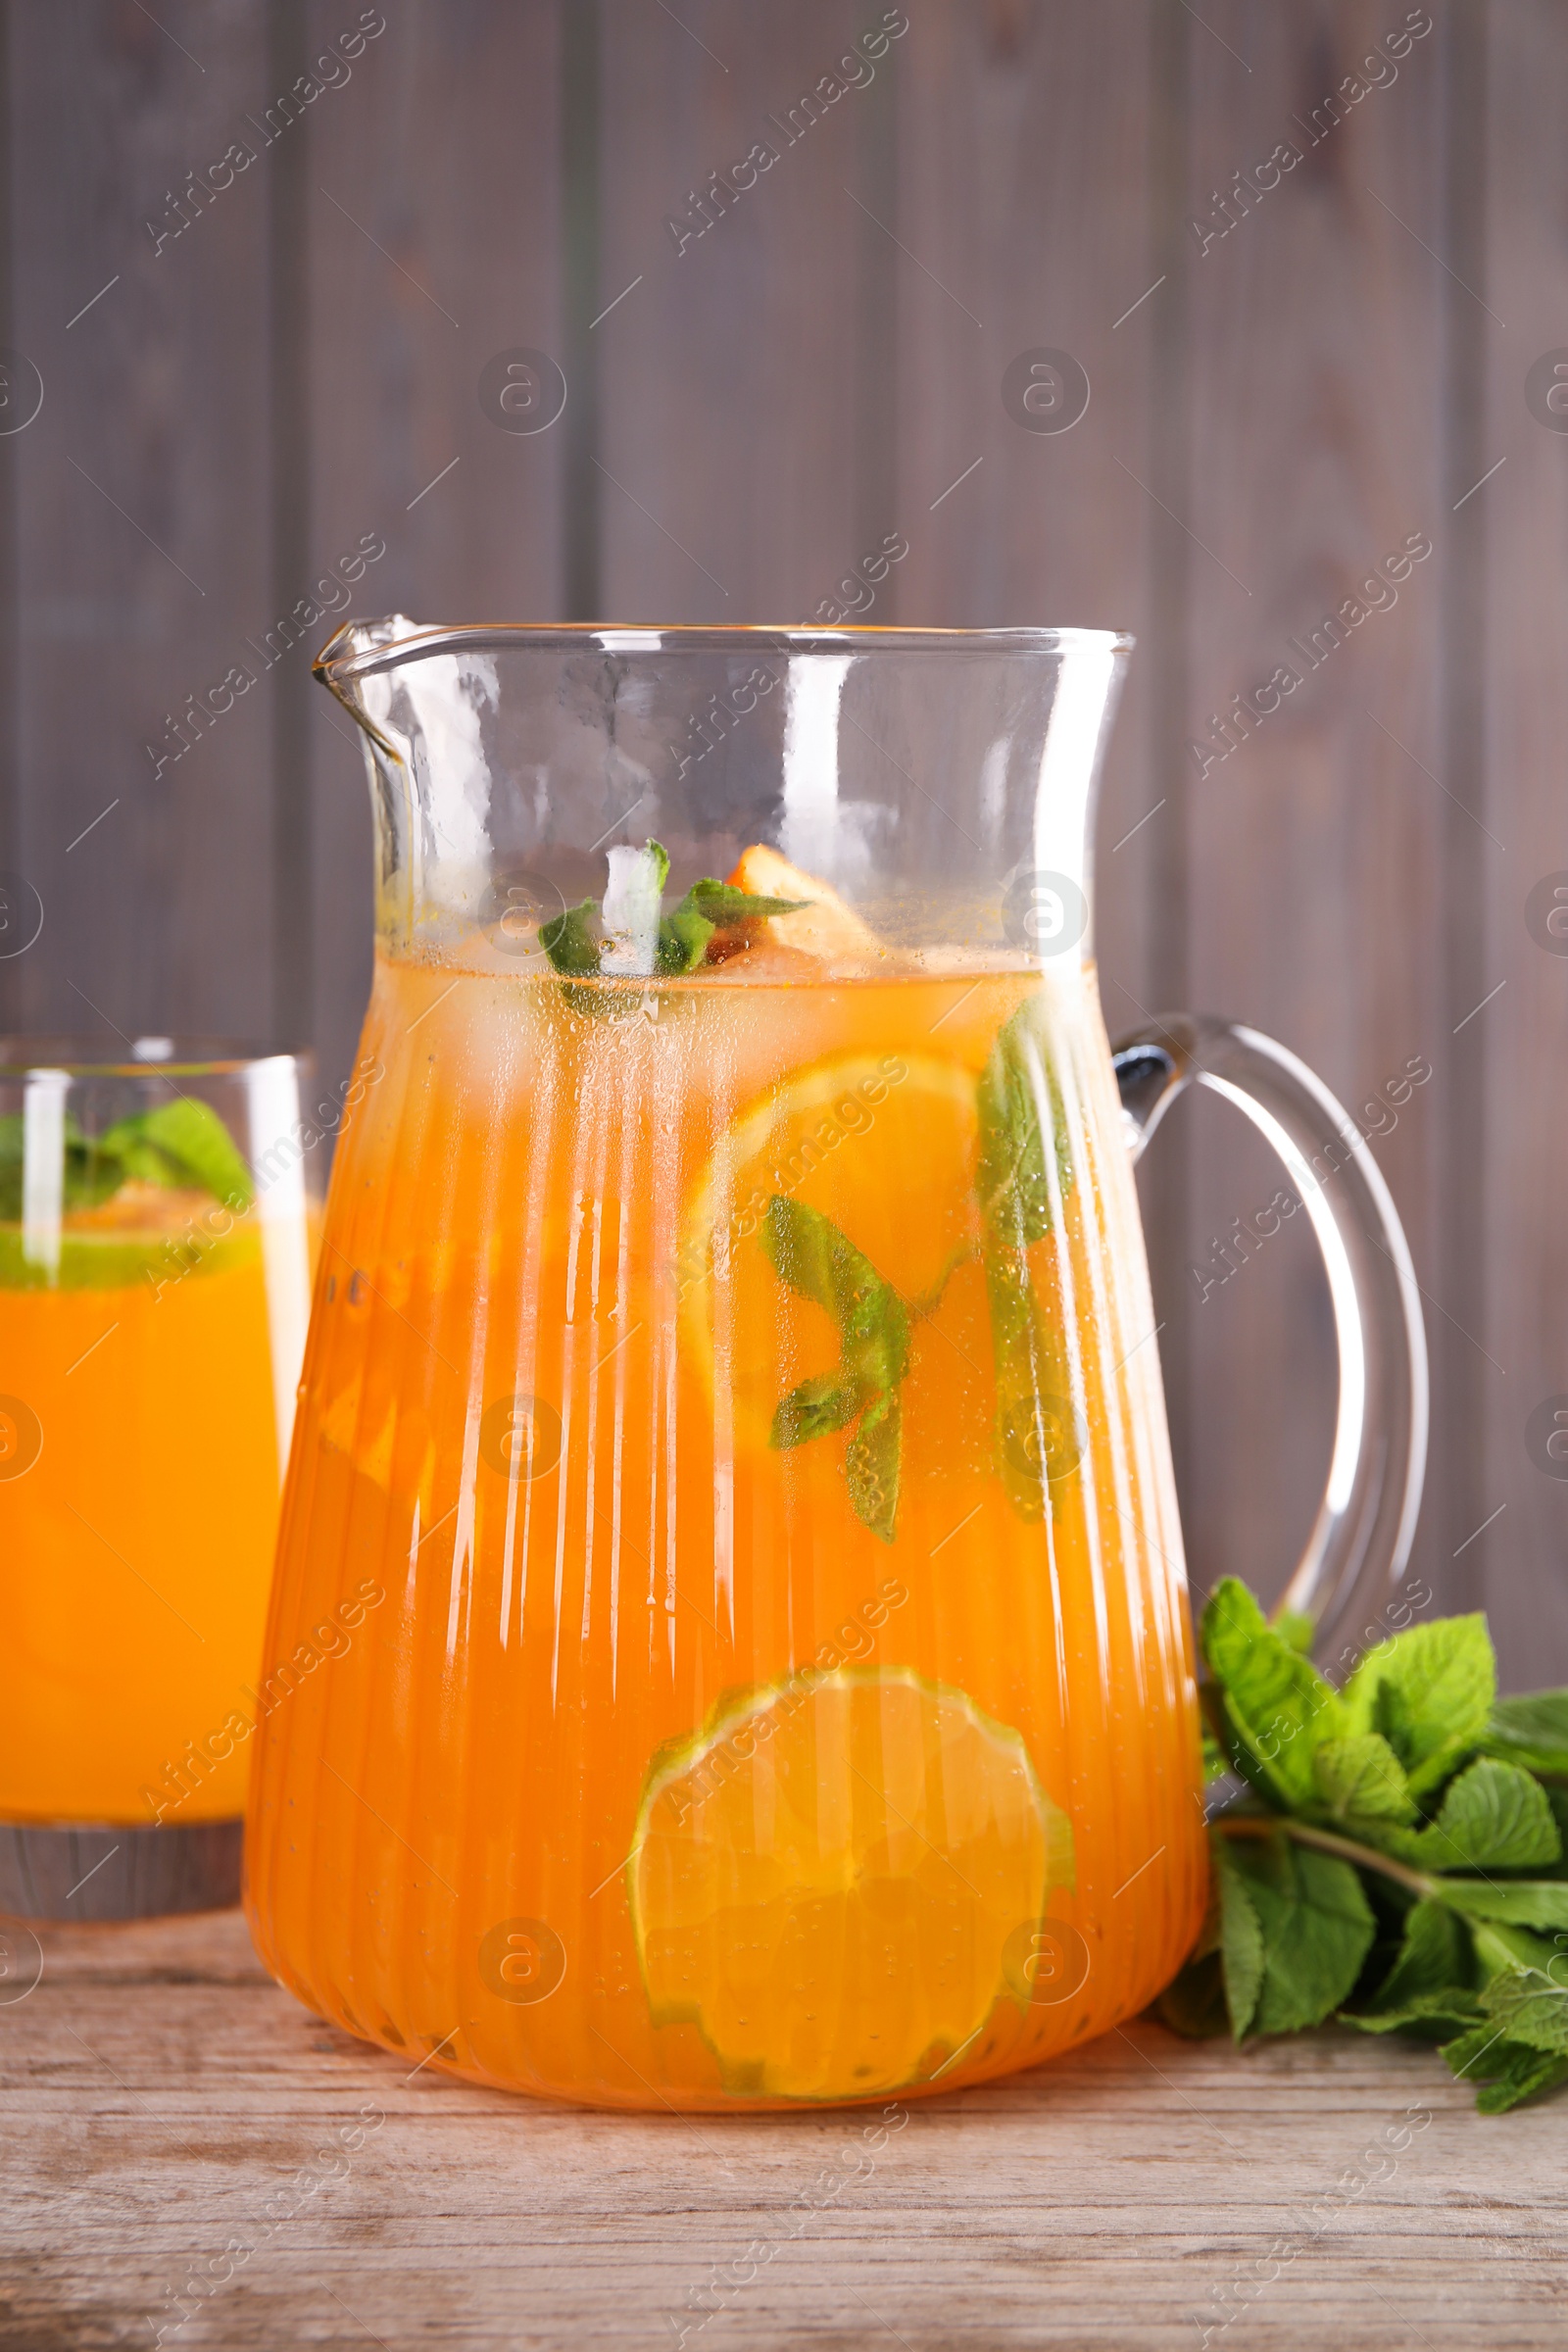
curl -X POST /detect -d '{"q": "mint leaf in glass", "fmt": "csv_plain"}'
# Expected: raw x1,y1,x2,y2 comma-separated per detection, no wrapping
540,898,603,976
976,1004,1068,1250
105,1100,254,1210
846,1390,901,1546
541,846,812,981
1,1100,252,1222
760,1196,909,1543
973,1004,1082,1522
770,1371,859,1449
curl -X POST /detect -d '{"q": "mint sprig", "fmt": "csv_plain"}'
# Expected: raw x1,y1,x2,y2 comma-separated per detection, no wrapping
760,1197,909,1544
1161,1577,1568,2112
0,1100,253,1222
537,842,808,982
975,1004,1080,1521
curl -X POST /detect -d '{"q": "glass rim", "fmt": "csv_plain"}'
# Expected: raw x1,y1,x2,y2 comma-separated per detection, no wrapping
316,617,1137,687
0,1037,313,1079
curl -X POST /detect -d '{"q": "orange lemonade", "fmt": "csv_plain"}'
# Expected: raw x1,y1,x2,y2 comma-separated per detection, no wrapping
0,1093,307,1827
248,889,1205,2108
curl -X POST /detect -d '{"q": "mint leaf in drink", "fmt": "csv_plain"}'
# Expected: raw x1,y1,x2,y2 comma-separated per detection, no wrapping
540,898,602,975
760,1198,910,1541
656,877,809,973
1482,1690,1568,1779
974,1004,1083,1525
0,1110,135,1219
770,1372,859,1449
761,1200,894,1350
656,903,716,975
0,1115,20,1219
976,1004,1068,1249
121,1100,254,1209
687,878,809,923
0,1105,127,1213
1311,1734,1416,1831
541,845,813,984
1400,1757,1561,1874
1220,1830,1375,2035
760,1199,910,1395
1,1101,253,1220
1200,1579,1345,1810
846,1390,901,1546
1342,1613,1495,1797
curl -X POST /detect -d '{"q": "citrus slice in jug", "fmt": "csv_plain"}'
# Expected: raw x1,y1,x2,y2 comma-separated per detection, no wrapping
628,1665,1062,2099
677,1052,982,1456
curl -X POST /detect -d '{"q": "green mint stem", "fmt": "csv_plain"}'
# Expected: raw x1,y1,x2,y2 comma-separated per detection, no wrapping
906,1242,976,1321
1214,1812,1436,1900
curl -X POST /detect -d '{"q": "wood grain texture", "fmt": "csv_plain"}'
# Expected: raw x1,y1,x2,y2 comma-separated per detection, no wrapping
597,0,884,623
2,1907,1566,2350
1173,0,1450,1631
1476,1,1568,1677
302,0,565,1098
889,0,1167,1020
0,0,279,1047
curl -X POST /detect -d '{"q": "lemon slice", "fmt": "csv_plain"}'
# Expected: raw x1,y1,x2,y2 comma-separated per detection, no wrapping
629,1665,1066,2099
678,1051,981,1455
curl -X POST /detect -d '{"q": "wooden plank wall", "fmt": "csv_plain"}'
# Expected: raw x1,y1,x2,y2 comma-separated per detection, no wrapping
0,0,1561,1684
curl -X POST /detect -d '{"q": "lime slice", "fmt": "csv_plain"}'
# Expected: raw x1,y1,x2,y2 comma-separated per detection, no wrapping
628,1665,1068,2099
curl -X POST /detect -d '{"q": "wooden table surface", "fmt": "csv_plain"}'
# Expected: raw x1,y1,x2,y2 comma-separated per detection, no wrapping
4,1907,1565,2351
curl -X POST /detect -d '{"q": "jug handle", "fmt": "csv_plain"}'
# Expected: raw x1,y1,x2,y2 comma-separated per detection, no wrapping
1110,1014,1429,1660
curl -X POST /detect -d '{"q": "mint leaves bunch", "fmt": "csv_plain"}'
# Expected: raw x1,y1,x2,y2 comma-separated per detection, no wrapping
0,1099,254,1223
539,841,808,980
1164,1579,1568,2112
761,1198,910,1544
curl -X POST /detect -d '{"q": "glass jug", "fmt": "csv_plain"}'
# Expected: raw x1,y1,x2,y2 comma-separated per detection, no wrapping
245,622,1426,2112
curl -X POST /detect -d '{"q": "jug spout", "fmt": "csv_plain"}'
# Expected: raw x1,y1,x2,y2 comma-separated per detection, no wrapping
312,619,1132,971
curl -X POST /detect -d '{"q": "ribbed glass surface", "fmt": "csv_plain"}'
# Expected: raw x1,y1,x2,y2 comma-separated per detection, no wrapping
245,951,1203,2111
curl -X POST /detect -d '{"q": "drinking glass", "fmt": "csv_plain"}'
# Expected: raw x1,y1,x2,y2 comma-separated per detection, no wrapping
0,1040,318,1918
